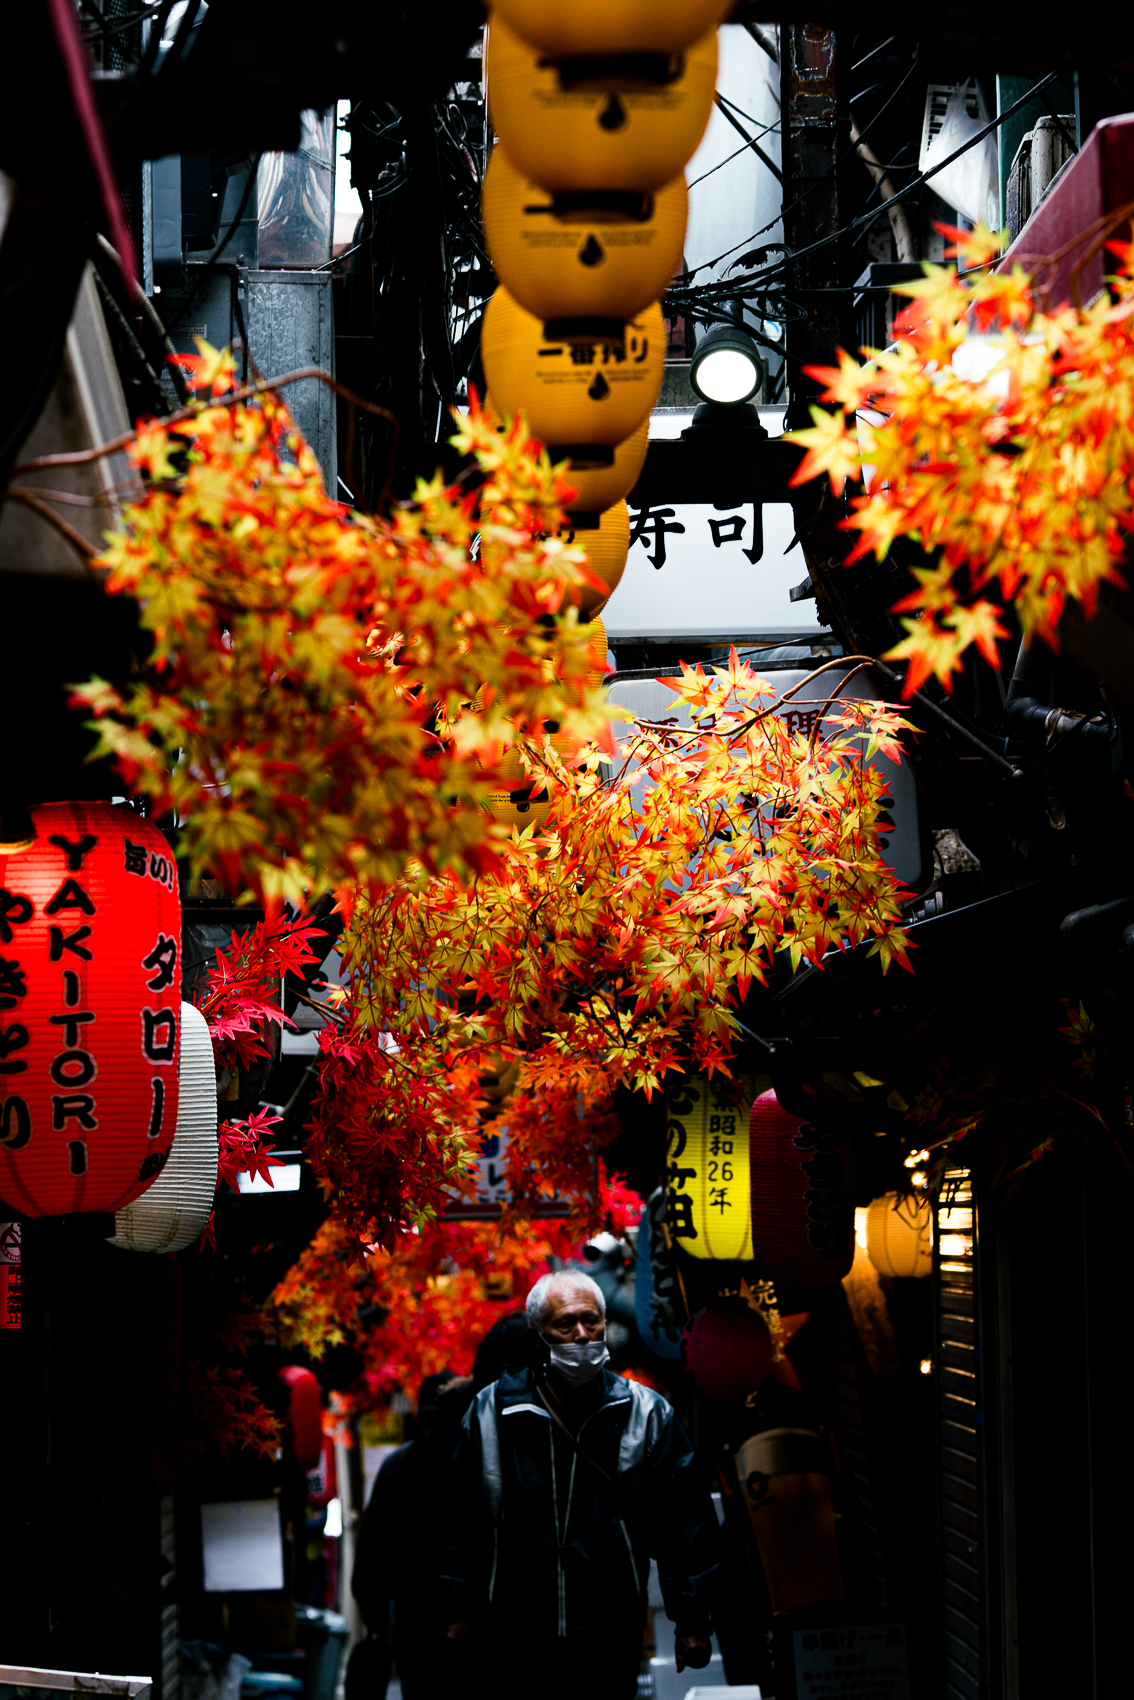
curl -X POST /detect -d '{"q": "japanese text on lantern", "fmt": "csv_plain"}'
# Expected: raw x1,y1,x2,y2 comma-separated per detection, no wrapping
0,1220,20,1330
0,804,181,1216
665,1075,755,1261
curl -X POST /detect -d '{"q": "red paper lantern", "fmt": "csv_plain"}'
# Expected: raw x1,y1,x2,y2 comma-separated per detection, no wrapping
750,1090,854,1287
683,1305,773,1399
0,802,181,1216
279,1364,323,1470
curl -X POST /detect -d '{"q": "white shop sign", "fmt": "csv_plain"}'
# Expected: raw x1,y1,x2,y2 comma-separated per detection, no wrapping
606,667,921,891
602,501,821,643
791,1622,911,1700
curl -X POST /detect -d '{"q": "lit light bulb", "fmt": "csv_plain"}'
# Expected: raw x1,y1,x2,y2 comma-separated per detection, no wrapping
919,1358,933,1376
854,1205,869,1252
694,347,760,404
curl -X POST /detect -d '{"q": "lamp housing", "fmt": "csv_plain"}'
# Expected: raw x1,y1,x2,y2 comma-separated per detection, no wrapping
689,322,766,406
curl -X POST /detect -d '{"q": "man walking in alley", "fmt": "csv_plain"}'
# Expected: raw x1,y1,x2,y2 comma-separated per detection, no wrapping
439,1270,718,1699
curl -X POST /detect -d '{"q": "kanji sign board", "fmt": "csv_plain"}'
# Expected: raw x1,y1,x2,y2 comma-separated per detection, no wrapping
602,500,818,642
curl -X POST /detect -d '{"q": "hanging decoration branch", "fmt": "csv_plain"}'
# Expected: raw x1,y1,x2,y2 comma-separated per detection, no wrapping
68,349,609,902
305,649,914,1239
787,223,1134,695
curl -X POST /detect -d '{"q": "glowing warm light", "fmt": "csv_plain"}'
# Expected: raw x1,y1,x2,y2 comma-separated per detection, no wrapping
854,1206,869,1253
920,1358,933,1375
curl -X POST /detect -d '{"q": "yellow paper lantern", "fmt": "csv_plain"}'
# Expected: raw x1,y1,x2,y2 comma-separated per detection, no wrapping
559,416,649,514
486,17,717,193
483,148,688,332
486,742,552,833
865,1191,933,1278
487,620,608,825
490,0,730,56
565,504,629,614
482,288,664,457
665,1074,755,1261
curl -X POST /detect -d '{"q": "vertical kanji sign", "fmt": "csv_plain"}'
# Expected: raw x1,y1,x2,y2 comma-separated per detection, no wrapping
0,803,181,1216
665,1073,762,1260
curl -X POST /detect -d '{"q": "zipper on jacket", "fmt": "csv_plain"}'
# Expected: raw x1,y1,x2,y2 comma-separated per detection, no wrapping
549,1423,568,1636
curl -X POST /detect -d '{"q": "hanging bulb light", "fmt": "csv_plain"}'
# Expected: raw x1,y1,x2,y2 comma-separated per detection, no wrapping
690,321,766,405
486,16,718,194
483,148,688,333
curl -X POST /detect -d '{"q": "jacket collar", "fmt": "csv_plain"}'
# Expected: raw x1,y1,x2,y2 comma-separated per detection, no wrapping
496,1365,633,1413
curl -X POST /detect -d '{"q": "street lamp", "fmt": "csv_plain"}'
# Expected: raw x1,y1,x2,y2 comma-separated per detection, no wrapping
689,321,766,406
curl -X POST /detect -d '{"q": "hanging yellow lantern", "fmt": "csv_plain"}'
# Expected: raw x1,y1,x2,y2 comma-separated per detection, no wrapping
490,0,730,57
565,504,629,614
560,416,648,515
487,619,607,823
483,148,688,333
486,17,717,193
481,401,648,514
486,742,552,833
865,1191,933,1278
665,1073,757,1261
482,289,665,459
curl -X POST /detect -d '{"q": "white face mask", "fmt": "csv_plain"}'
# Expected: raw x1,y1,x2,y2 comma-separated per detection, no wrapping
545,1338,610,1386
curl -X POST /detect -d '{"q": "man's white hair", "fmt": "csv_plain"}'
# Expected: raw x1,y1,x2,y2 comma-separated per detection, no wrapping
526,1270,606,1330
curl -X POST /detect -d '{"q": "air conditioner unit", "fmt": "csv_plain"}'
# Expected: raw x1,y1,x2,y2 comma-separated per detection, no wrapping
1006,115,1077,241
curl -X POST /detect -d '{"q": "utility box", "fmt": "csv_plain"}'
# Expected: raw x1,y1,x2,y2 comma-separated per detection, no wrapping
245,270,336,490
155,267,337,492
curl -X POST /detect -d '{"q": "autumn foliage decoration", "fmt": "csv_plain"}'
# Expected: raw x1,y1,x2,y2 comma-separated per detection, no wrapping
72,353,608,901
788,225,1134,695
307,652,914,1235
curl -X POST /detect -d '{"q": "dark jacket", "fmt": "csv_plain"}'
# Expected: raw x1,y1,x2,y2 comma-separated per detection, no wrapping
438,1366,719,1641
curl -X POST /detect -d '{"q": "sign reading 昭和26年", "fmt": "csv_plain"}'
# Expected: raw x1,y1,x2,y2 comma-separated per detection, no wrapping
666,1074,765,1261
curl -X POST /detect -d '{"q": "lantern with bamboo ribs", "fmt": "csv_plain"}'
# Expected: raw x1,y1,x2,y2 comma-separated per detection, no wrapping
0,802,181,1218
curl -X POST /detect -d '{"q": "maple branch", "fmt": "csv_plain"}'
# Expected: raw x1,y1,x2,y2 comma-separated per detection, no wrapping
1,489,101,571
289,987,346,1028
13,368,401,508
807,661,873,755
631,656,880,750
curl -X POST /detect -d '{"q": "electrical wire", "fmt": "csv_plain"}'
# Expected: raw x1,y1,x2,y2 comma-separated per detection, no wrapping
680,48,922,290
668,72,1059,318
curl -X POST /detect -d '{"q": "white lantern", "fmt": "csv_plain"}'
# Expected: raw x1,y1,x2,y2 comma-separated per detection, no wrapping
109,1003,218,1253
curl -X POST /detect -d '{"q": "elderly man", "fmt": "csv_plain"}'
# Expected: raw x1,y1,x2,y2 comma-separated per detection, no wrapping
440,1269,718,1699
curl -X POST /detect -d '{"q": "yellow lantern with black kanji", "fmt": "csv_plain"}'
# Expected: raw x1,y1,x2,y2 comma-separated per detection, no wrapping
486,619,608,826
561,416,649,516
490,0,730,56
486,15,718,194
482,288,665,459
486,743,553,833
565,505,629,615
483,148,688,332
665,1074,758,1260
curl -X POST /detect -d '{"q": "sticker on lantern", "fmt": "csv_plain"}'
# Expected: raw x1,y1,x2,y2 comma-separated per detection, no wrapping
0,1218,20,1330
665,1073,761,1261
0,803,181,1217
